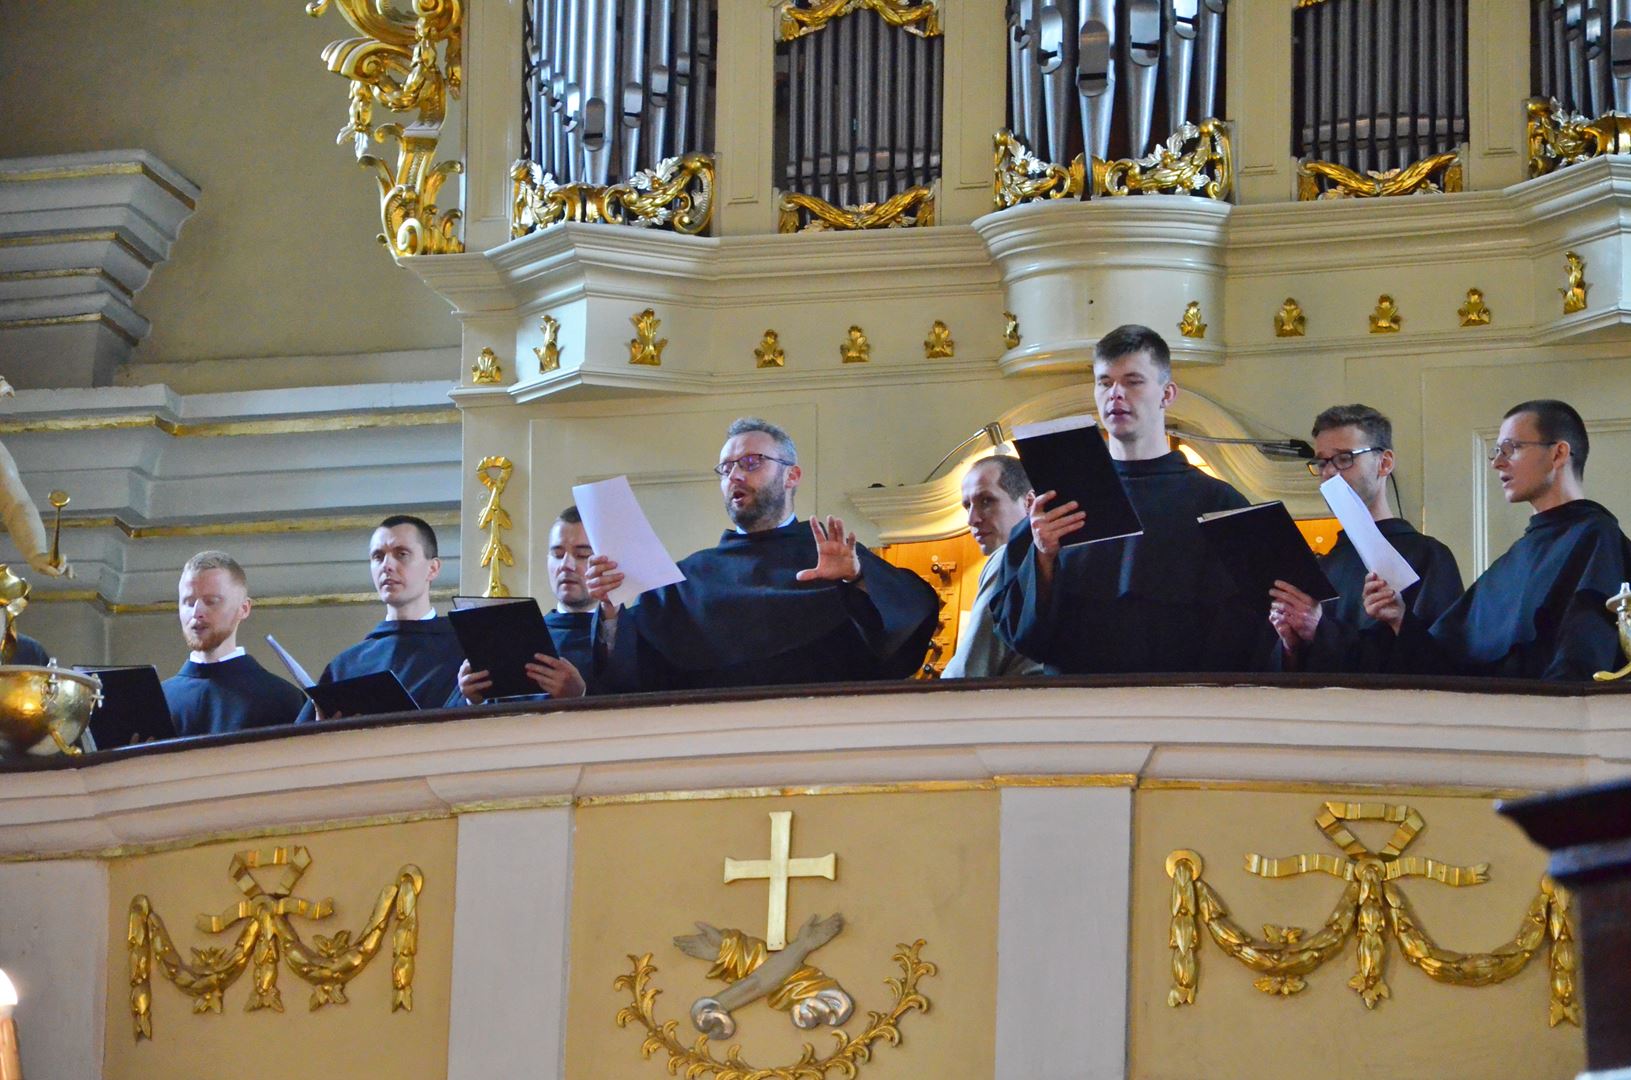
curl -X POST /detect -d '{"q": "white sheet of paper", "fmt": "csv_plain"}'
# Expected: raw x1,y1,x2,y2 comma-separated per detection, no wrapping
1318,474,1421,595
571,475,686,607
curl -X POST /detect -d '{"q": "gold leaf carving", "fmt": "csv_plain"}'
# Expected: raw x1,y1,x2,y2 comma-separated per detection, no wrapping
510,153,714,239
777,187,936,233
1297,152,1462,200
475,455,514,599
776,0,942,41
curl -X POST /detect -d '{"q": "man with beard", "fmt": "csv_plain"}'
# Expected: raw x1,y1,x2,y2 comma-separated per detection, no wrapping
586,417,939,691
1363,399,1631,680
1267,404,1463,671
298,515,464,720
161,551,305,735
991,324,1265,673
941,454,1043,679
453,504,600,703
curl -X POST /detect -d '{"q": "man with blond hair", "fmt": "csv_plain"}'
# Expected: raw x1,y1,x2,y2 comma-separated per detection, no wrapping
161,550,304,735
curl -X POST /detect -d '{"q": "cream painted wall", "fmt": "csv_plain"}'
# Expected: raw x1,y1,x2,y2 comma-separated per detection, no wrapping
0,0,462,368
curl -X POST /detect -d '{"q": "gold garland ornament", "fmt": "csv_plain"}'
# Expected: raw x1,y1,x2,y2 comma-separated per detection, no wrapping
306,0,464,257
1297,152,1462,200
776,0,942,41
128,847,422,1039
993,123,1231,209
777,187,936,233
510,153,715,239
615,939,934,1080
1163,803,1578,1026
1527,97,1631,178
475,455,514,599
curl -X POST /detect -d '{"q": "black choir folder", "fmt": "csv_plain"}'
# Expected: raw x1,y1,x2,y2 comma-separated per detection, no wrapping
265,635,419,718
447,597,556,700
1010,414,1143,546
1198,502,1339,605
75,665,176,748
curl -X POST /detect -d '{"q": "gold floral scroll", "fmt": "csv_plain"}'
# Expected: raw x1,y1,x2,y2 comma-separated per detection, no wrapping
993,131,1084,209
1527,98,1631,178
992,121,1232,210
510,153,715,239
128,846,423,1039
777,186,936,233
1297,152,1462,200
776,0,942,41
306,0,464,257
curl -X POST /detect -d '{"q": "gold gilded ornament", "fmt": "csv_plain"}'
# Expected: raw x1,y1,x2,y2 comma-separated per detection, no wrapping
755,330,786,369
1369,296,1401,334
1561,251,1589,314
1178,301,1206,339
923,321,954,359
1092,119,1232,200
128,846,423,1039
1458,288,1491,327
475,456,514,599
534,315,562,372
776,0,942,41
1297,152,1462,200
1592,582,1631,681
1527,98,1631,178
1003,311,1021,349
305,0,464,257
1163,802,1579,1025
615,809,935,1078
993,131,1084,209
778,186,936,233
840,326,871,364
1275,298,1306,337
470,346,504,384
629,309,667,366
510,153,714,239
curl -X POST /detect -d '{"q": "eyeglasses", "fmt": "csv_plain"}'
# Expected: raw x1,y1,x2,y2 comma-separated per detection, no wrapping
1488,439,1557,463
1306,447,1381,476
713,453,794,477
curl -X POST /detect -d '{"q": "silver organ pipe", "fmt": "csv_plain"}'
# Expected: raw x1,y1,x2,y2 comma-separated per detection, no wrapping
1614,0,1631,111
1192,0,1224,151
1078,1,1116,161
1126,0,1162,155
1164,0,1198,134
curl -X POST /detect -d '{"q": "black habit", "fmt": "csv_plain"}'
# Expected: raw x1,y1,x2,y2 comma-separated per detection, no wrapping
1386,499,1631,680
602,518,939,692
163,654,306,736
1292,518,1464,672
296,616,464,721
990,451,1264,673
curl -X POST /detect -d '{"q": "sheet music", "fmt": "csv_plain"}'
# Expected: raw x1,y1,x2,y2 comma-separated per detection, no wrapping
571,475,686,607
264,634,316,688
1318,474,1421,595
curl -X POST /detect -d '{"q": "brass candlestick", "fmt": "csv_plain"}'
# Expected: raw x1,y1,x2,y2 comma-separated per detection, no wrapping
46,490,67,569
1592,582,1631,682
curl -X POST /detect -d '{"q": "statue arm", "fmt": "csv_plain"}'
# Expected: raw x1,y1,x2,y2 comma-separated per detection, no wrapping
0,442,61,576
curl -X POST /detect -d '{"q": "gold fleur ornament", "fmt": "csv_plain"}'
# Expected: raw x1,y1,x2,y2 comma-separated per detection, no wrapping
534,314,561,372
1002,311,1021,349
1459,288,1491,327
1275,298,1306,337
1562,251,1589,314
755,330,786,368
1178,301,1206,339
923,320,954,359
1369,295,1402,333
470,347,504,384
628,309,666,366
840,326,871,364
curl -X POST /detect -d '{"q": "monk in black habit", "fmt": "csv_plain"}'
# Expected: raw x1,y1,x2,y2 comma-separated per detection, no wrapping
1364,399,1631,680
1268,404,1463,671
453,505,600,704
990,325,1265,673
162,551,304,736
297,515,463,720
586,417,939,691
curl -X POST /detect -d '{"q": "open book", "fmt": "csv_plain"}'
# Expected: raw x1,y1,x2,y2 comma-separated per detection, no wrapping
1010,414,1143,546
1198,502,1338,604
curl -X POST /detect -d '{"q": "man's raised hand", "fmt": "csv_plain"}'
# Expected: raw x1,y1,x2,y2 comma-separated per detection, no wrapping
1029,491,1086,564
584,554,624,606
795,515,863,583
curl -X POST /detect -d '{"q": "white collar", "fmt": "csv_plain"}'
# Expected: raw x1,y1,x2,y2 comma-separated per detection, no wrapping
190,645,246,664
735,512,797,535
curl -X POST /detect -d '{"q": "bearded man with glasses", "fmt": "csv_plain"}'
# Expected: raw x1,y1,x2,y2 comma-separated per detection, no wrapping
1364,399,1631,680
584,417,938,691
1268,404,1463,672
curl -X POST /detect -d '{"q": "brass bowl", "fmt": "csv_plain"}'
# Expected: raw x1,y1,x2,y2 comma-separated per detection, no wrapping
0,665,102,756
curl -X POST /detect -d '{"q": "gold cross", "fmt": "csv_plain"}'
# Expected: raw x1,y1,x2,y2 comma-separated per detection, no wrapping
723,811,836,950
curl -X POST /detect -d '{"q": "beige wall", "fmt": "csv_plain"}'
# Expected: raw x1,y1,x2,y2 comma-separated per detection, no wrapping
1130,788,1585,1080
103,817,457,1080
0,0,461,369
564,791,999,1079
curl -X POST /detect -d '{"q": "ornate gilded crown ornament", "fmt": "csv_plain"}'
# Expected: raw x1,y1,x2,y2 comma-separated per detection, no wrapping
1369,295,1402,333
755,330,786,369
840,326,871,364
1561,251,1589,314
615,812,934,1079
1592,582,1631,681
1458,287,1492,327
128,846,424,1039
1275,298,1306,337
1164,802,1579,1026
629,309,667,366
1178,301,1206,339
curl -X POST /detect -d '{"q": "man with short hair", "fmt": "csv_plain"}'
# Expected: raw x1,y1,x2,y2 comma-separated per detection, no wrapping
587,417,939,690
454,504,600,703
161,551,305,735
991,324,1263,673
1365,399,1631,679
941,455,1043,679
1268,404,1462,670
298,515,463,720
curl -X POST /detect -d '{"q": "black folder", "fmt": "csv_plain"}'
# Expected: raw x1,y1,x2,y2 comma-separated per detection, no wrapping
304,670,420,718
1198,502,1339,606
447,597,557,700
76,665,176,748
1010,415,1143,546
